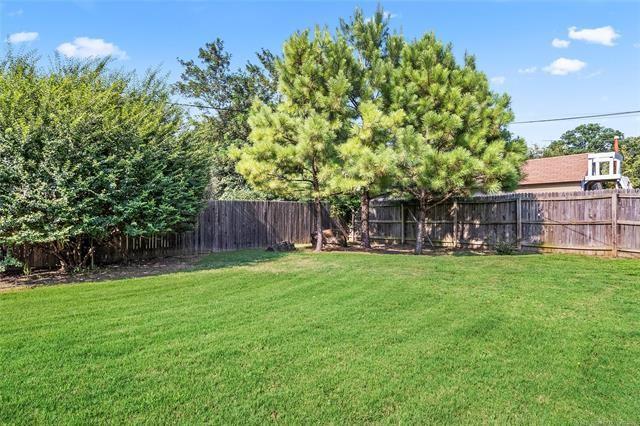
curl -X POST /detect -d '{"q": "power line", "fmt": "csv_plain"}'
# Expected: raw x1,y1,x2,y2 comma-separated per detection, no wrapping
173,101,640,125
171,102,248,113
512,110,640,124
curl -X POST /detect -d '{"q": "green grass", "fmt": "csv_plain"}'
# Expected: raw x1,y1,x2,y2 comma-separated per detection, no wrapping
1,250,640,424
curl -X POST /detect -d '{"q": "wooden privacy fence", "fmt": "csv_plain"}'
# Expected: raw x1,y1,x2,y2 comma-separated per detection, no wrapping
22,200,331,269
367,189,640,257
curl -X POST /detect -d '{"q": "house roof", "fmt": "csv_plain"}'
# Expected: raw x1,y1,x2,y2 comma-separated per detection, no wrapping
520,153,588,185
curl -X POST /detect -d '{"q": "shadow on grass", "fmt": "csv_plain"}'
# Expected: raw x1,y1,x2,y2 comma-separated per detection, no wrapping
325,243,545,258
1,246,544,292
1,249,293,291
325,244,488,257
450,251,485,257
194,248,291,271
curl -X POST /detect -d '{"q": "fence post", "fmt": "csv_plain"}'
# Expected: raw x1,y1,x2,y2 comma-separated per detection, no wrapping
400,203,405,245
516,196,522,251
452,200,458,249
351,210,355,242
612,191,618,257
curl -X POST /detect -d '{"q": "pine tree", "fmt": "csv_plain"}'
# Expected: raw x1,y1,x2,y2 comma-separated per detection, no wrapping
237,11,526,254
332,7,404,249
391,35,526,253
235,28,359,251
331,101,402,248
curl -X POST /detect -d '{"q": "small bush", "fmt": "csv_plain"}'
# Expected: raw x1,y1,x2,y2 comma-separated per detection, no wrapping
0,249,23,273
494,241,517,255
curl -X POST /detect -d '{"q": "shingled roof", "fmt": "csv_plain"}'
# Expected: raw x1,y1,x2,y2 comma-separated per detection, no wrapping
520,153,588,185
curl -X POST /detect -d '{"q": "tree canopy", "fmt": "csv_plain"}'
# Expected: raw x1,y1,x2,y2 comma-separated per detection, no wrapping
542,123,622,157
329,7,404,248
390,36,525,252
236,8,526,253
0,53,210,270
621,136,640,188
175,39,278,199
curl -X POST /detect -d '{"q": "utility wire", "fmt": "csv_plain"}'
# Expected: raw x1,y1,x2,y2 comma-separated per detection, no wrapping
171,102,248,113
173,102,640,125
512,110,640,124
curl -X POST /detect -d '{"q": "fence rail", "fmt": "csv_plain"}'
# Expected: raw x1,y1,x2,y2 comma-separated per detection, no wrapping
18,200,331,269
366,189,640,258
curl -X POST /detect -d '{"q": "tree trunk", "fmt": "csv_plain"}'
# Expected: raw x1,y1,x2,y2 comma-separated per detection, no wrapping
414,199,427,255
51,237,90,273
360,191,371,249
314,197,323,252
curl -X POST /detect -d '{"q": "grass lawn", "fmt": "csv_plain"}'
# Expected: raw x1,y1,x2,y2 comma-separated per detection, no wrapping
1,250,639,424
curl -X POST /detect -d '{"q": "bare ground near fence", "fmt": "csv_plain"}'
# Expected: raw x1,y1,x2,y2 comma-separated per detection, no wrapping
366,189,640,258
0,255,204,291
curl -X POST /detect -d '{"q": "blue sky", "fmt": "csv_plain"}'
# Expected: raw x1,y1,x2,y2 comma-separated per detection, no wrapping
2,0,639,147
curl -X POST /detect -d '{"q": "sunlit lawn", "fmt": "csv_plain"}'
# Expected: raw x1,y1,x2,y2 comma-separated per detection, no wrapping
1,250,639,423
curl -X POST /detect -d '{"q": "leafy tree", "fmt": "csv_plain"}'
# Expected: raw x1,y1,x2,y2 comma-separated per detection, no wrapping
0,53,210,271
543,123,622,157
526,143,546,159
175,39,278,199
330,7,404,248
390,36,526,253
621,136,640,188
235,28,359,251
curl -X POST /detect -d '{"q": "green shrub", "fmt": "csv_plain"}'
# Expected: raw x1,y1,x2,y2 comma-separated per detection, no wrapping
494,241,517,255
0,249,22,273
0,53,211,271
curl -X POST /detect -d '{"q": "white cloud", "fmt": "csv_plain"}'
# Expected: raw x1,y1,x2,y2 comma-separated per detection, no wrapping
7,31,38,43
568,26,620,46
518,66,537,74
8,9,24,17
543,58,587,75
634,42,640,48
551,38,570,48
490,76,506,85
56,37,128,60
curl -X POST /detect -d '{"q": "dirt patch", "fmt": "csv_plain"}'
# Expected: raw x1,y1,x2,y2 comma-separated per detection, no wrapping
0,255,204,292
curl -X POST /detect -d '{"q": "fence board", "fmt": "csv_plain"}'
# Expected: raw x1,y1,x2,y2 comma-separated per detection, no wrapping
10,200,329,270
367,189,640,257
